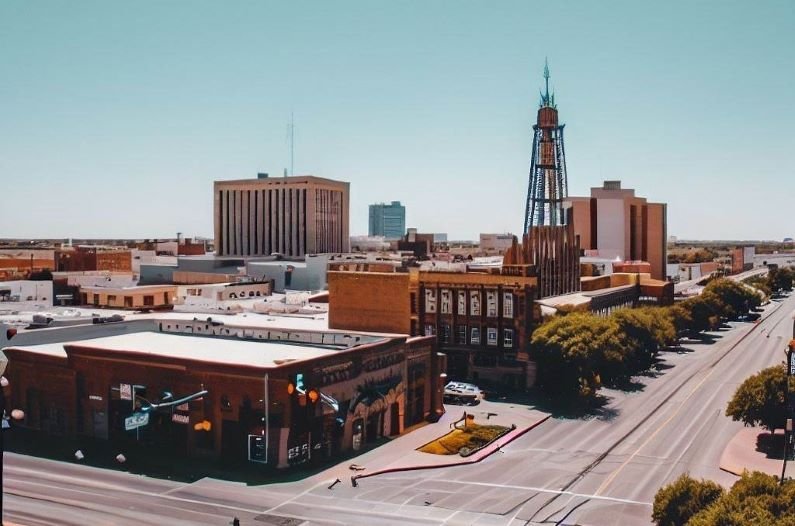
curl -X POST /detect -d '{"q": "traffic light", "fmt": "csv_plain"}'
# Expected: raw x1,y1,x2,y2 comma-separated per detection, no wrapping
193,420,212,432
287,373,305,395
132,385,147,411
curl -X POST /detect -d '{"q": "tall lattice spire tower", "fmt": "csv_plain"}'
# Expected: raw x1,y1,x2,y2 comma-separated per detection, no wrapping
523,59,569,233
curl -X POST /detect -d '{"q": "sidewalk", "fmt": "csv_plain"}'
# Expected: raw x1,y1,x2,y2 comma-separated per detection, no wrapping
307,400,550,485
720,427,787,477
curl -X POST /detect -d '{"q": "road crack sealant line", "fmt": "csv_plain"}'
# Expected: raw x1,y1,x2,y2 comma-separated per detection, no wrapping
4,470,266,516
522,300,787,524
348,415,552,485
5,486,234,526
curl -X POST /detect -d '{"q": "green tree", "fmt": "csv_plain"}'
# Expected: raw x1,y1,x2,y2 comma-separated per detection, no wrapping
745,275,772,298
703,278,761,320
531,313,617,397
725,364,795,434
769,267,794,293
666,304,693,337
652,473,724,526
687,472,795,526
680,296,720,333
612,307,675,370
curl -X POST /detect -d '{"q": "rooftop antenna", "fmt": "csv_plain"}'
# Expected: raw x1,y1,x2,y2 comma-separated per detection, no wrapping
287,112,295,176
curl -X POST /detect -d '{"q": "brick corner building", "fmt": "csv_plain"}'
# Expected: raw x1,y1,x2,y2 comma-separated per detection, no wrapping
214,174,350,258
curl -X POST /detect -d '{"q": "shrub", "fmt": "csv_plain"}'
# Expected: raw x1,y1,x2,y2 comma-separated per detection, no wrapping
652,473,724,526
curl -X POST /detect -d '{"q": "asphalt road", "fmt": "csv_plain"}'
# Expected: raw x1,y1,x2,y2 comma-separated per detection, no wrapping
3,293,794,526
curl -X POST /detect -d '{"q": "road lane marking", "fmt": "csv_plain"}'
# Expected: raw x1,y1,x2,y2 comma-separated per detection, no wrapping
428,479,651,506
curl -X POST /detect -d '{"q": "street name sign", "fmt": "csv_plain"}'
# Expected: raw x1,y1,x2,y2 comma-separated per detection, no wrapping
124,412,149,431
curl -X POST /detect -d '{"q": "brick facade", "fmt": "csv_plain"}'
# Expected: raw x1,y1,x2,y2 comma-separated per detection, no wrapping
3,321,443,469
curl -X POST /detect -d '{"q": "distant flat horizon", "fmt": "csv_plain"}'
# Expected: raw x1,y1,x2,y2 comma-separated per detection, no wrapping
1,236,794,247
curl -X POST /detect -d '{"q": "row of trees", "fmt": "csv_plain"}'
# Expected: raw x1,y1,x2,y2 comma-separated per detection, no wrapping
667,248,719,264
653,472,795,526
531,308,674,396
745,267,794,297
531,279,764,398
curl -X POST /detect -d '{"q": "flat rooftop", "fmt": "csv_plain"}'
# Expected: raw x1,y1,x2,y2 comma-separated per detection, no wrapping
9,331,357,368
215,175,349,187
536,284,637,308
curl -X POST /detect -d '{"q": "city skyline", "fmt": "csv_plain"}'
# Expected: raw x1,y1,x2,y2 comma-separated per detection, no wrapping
1,1,793,241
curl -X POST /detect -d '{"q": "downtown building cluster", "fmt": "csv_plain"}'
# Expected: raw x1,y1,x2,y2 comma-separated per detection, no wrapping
1,62,741,470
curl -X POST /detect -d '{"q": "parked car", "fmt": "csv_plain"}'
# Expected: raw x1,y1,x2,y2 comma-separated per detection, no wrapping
444,381,482,405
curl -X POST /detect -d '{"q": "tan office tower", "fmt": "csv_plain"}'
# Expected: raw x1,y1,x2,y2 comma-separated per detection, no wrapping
564,181,667,280
214,174,350,257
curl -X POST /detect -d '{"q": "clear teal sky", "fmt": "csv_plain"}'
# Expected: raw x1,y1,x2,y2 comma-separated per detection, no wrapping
1,1,793,241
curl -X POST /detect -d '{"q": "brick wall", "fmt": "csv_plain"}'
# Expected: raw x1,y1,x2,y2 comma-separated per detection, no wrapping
328,271,411,334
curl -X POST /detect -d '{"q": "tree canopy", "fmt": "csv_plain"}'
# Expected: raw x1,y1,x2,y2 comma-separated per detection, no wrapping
703,278,762,319
531,312,615,397
687,472,795,526
532,307,677,396
725,364,795,433
666,303,693,335
612,307,676,370
768,267,794,293
677,295,720,333
652,473,724,526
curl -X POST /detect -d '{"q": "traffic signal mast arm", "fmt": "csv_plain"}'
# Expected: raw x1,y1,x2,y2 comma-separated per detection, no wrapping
139,389,208,413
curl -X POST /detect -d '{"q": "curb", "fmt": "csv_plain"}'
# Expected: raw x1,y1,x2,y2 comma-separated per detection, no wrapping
351,414,551,485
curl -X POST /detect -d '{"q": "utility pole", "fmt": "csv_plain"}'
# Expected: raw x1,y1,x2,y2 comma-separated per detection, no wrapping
782,343,794,484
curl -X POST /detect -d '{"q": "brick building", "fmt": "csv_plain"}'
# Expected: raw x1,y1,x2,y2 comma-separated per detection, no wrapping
0,249,55,280
0,259,55,281
1,319,444,469
328,271,412,335
79,284,177,310
56,246,133,273
329,226,581,389
416,268,538,388
177,239,207,256
330,266,541,388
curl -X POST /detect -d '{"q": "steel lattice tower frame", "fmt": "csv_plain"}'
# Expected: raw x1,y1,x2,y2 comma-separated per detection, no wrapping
523,60,569,234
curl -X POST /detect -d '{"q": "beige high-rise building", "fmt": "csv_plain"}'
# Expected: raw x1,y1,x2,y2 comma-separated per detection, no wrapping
214,174,350,257
564,181,667,280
